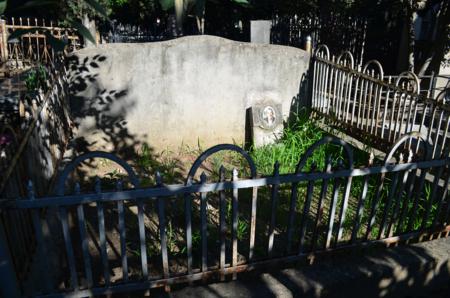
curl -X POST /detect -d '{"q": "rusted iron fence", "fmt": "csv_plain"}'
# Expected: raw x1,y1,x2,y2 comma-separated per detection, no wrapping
0,59,72,288
1,135,449,297
0,17,81,67
311,44,450,159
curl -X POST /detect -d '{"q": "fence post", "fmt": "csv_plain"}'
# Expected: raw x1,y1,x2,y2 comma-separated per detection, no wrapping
0,19,9,63
305,35,312,54
0,214,21,298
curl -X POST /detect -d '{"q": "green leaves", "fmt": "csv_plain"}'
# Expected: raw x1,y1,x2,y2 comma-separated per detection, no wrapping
84,0,108,18
0,0,6,15
44,32,67,52
68,20,96,45
8,28,38,41
159,0,175,10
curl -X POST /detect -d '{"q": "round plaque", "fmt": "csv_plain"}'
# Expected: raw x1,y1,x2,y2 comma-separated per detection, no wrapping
260,106,277,129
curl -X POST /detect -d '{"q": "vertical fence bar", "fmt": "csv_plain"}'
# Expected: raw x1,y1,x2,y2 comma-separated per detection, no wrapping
387,166,411,238
416,103,429,154
388,91,398,141
156,172,169,282
0,213,20,298
378,171,400,239
311,159,332,251
59,206,79,290
248,180,258,262
422,165,445,229
350,75,360,125
322,59,330,114
311,56,318,109
27,181,51,293
439,116,450,156
267,162,280,258
231,169,239,280
357,77,367,128
432,166,450,229
298,164,316,253
75,183,93,288
199,173,208,273
364,72,374,132
35,18,40,61
137,198,148,279
325,171,341,249
397,169,418,233
381,77,392,139
248,184,258,261
219,166,226,281
407,169,428,231
335,168,353,246
344,72,354,123
326,59,335,115
351,156,373,243
365,171,387,240
184,180,193,276
286,178,297,254
318,60,326,113
432,111,444,159
116,181,128,282
95,179,110,285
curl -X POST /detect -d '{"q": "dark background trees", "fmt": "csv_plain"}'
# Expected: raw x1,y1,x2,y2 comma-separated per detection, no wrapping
2,0,448,75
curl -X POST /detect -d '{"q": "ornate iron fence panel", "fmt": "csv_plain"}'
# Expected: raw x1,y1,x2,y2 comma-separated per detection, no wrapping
311,44,450,159
0,136,449,297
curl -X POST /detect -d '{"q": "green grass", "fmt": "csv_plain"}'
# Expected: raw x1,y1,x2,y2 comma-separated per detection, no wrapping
250,111,370,175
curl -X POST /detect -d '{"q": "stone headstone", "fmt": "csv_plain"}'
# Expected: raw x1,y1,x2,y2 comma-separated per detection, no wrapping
250,20,272,44
248,102,283,148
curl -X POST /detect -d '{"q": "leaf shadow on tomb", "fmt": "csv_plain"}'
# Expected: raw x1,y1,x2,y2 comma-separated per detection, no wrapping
63,54,184,189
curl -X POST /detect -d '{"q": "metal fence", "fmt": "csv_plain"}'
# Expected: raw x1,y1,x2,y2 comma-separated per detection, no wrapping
0,17,81,67
0,59,72,287
311,44,450,159
271,14,367,66
1,135,449,297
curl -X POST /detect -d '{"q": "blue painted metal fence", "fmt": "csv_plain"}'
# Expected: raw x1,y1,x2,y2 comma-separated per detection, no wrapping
0,135,449,297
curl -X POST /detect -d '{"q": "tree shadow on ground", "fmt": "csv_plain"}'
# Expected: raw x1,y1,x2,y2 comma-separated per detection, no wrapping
151,236,450,298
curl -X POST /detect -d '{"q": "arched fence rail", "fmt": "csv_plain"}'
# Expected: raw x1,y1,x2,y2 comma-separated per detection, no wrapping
0,136,449,297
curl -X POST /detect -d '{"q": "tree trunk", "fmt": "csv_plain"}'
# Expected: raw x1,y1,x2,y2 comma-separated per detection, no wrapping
82,13,97,47
419,1,449,75
407,4,416,72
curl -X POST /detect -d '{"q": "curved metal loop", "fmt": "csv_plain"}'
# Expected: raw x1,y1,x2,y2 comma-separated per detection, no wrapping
362,60,384,80
394,71,421,94
337,51,355,69
55,151,140,195
384,132,430,164
296,136,354,172
314,44,330,59
435,88,450,104
186,144,257,184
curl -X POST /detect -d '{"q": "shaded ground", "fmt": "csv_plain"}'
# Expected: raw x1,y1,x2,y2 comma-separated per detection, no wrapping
152,235,450,298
